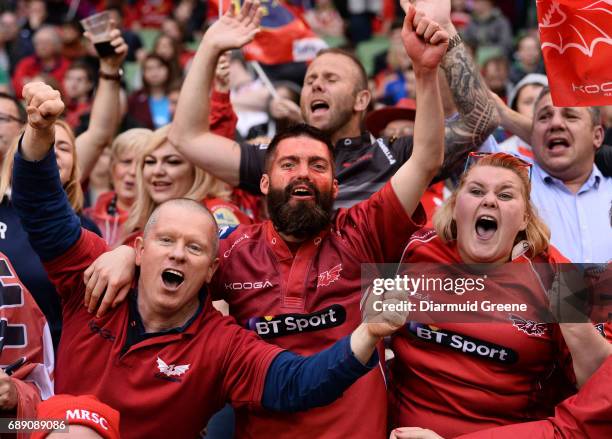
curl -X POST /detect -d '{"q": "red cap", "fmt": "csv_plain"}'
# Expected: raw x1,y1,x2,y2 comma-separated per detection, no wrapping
365,98,417,137
32,394,120,439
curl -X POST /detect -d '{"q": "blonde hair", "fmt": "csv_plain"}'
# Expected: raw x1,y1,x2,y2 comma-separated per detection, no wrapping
110,128,153,166
0,120,84,212
125,125,232,233
433,153,550,258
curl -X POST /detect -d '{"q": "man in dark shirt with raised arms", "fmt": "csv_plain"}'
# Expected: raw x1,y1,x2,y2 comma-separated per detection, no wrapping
169,0,500,209
10,80,409,439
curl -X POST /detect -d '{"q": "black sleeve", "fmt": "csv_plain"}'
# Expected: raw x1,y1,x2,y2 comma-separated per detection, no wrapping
238,142,268,195
595,144,612,178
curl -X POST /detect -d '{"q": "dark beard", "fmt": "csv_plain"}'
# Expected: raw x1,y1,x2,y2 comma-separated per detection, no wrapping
267,179,334,239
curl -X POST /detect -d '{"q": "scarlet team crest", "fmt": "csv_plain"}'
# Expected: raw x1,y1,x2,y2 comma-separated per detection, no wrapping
317,264,343,287
509,314,547,337
537,0,612,106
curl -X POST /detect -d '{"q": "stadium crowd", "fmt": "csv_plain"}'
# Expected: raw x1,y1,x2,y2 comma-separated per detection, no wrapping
0,0,611,438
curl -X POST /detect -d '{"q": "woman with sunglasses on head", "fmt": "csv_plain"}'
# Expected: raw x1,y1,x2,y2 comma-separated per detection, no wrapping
388,152,612,438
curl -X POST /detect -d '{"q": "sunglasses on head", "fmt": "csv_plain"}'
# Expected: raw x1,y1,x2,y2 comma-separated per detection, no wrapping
464,151,533,181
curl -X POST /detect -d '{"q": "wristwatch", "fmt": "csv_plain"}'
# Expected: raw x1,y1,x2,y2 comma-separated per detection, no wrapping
99,68,124,82
447,34,463,52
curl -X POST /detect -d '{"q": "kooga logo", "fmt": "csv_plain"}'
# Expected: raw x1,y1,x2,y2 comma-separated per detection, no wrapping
225,280,273,291
572,81,612,94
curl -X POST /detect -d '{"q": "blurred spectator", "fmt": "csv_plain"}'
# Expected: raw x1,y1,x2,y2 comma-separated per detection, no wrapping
508,33,545,85
373,21,416,105
365,97,416,138
498,73,547,158
346,0,380,45
481,53,510,100
160,16,184,42
160,17,196,67
167,81,182,119
12,25,70,99
1,11,33,76
62,61,95,129
0,92,26,166
87,146,112,207
267,80,303,137
60,19,88,61
450,0,470,31
107,7,145,63
172,0,206,42
304,0,345,38
365,96,445,228
463,0,513,55
86,128,153,247
19,0,49,44
128,54,173,129
373,20,409,76
229,52,271,140
152,33,183,84
126,0,173,29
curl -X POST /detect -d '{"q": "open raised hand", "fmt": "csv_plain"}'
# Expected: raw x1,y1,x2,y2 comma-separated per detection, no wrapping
203,0,263,52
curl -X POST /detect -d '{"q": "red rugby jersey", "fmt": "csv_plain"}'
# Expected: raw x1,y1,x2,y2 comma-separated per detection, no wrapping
389,229,611,437
210,182,426,438
44,231,282,439
0,253,54,422
455,356,612,438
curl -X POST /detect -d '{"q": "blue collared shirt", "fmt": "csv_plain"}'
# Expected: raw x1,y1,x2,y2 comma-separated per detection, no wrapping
530,164,612,263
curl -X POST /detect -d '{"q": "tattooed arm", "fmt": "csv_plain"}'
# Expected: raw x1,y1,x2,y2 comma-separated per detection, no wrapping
438,27,500,180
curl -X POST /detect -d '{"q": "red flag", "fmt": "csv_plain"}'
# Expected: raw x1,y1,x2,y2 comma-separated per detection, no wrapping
210,0,327,65
537,0,612,106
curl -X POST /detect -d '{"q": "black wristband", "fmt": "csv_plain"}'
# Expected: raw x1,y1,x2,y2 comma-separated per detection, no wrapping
99,68,123,81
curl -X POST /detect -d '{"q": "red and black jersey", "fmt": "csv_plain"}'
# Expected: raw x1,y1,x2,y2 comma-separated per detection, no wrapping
211,182,426,438
44,231,282,439
389,230,611,437
0,253,54,423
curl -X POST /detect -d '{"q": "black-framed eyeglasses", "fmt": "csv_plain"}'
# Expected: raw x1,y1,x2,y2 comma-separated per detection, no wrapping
464,151,533,181
0,113,24,124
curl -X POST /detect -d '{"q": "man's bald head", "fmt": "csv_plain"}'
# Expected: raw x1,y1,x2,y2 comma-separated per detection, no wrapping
144,199,219,255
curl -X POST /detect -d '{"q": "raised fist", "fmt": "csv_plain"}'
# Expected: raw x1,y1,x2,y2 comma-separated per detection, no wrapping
401,5,449,72
22,82,65,130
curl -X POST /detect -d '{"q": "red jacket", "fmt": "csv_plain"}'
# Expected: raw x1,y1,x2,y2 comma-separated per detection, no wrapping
210,182,426,438
389,230,612,437
12,55,70,99
44,231,282,439
456,356,612,438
